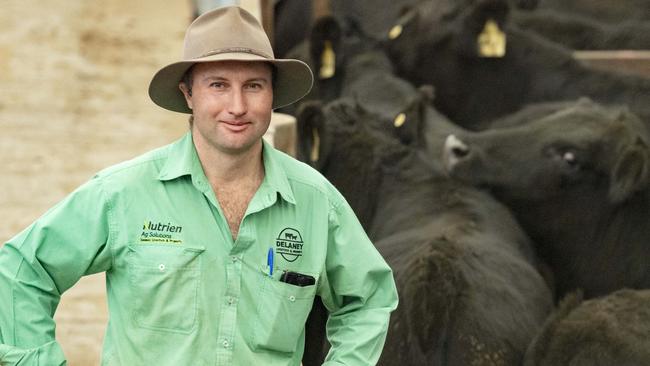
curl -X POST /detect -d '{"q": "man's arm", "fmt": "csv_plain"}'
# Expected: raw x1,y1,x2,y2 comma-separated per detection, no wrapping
319,196,398,366
0,178,113,365
0,341,66,366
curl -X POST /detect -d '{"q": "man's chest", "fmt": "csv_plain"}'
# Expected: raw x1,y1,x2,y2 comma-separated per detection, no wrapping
106,179,330,269
214,185,258,238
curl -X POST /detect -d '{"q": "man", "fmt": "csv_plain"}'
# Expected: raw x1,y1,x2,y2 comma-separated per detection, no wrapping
0,6,398,366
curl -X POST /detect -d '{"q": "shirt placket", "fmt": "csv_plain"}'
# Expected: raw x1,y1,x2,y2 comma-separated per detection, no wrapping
195,177,240,365
214,250,242,365
215,216,257,365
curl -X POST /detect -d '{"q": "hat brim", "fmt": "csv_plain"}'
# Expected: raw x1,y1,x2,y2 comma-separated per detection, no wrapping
148,53,314,113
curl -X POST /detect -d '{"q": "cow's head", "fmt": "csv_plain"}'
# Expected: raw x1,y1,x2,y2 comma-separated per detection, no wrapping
384,0,511,73
295,91,447,227
296,96,419,172
442,98,650,205
346,70,437,147
283,15,379,108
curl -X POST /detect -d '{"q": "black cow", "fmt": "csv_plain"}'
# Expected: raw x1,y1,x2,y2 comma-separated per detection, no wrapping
524,289,650,366
442,98,650,299
513,9,650,50
384,0,650,130
297,97,553,365
293,27,444,365
328,0,539,37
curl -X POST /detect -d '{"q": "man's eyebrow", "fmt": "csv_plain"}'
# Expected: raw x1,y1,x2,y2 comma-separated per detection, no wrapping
201,75,270,83
246,77,270,84
201,75,227,82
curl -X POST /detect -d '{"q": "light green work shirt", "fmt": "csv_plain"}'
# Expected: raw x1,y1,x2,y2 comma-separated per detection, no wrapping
0,132,398,365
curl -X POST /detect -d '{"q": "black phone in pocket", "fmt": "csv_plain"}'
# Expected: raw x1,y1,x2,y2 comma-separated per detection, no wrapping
280,271,315,287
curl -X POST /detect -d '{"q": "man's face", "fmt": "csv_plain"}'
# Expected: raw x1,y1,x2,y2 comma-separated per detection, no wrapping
180,61,273,157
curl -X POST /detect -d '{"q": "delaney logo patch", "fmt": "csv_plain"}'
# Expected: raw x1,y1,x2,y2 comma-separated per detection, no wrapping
275,228,304,262
140,220,183,244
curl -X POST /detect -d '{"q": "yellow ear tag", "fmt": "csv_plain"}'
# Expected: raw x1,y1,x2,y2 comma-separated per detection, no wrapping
388,24,403,40
394,113,406,128
319,41,336,80
477,19,506,58
310,128,321,163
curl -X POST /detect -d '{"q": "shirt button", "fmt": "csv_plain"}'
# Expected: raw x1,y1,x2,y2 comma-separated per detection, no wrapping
158,264,165,271
288,295,296,302
231,256,238,263
222,340,230,348
227,297,236,305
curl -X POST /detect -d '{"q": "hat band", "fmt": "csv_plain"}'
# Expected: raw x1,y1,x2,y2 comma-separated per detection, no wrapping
199,47,273,59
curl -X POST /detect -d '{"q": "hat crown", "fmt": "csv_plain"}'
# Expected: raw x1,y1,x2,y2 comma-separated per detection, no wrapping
149,6,313,113
183,6,274,60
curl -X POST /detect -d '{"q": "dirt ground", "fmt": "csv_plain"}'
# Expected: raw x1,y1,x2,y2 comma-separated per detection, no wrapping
0,1,194,364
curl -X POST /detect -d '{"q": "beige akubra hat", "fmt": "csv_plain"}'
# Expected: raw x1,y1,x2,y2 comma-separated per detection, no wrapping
148,6,313,113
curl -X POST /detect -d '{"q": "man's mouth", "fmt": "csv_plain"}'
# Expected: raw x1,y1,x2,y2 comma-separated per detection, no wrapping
221,120,250,132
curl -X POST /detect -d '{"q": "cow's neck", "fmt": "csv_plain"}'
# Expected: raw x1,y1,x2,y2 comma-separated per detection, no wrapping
503,188,650,298
368,151,452,240
320,141,383,231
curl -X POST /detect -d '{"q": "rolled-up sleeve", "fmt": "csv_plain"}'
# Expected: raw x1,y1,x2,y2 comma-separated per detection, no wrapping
0,177,113,365
319,194,398,366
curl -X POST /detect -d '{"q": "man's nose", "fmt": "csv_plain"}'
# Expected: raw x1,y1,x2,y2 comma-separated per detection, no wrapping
228,89,247,116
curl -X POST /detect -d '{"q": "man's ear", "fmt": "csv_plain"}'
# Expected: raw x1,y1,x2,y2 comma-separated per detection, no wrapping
179,82,193,110
609,138,650,204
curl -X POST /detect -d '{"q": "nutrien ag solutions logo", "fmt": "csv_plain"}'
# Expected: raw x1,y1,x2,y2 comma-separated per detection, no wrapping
275,228,304,262
140,220,183,244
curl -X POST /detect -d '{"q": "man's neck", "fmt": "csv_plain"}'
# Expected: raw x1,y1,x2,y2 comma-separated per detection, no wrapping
192,137,266,240
195,141,265,187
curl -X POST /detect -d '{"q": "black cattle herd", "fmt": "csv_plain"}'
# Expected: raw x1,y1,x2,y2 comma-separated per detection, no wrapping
272,0,650,365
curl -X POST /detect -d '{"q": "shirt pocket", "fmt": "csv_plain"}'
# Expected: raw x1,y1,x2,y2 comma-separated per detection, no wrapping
126,245,205,334
253,266,318,353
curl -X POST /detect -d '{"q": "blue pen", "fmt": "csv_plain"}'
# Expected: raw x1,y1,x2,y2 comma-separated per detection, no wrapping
267,247,274,277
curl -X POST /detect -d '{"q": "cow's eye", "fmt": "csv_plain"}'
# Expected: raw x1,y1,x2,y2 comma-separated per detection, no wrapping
559,149,582,171
548,145,582,171
563,151,577,165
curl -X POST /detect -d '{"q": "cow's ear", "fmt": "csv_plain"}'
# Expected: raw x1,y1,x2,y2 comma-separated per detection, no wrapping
384,87,428,146
609,138,650,203
309,16,342,80
296,101,326,169
392,85,435,146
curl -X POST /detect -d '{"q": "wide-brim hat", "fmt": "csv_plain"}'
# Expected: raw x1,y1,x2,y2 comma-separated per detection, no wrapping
149,6,313,113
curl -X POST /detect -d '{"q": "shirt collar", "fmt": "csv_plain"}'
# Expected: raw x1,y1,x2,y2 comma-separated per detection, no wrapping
157,131,200,182
261,139,296,205
158,132,296,205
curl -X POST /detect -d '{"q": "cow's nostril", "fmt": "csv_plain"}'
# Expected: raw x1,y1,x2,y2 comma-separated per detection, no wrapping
444,134,470,159
452,145,469,158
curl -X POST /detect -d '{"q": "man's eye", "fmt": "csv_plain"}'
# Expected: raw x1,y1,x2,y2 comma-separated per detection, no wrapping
210,82,226,88
247,83,262,89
